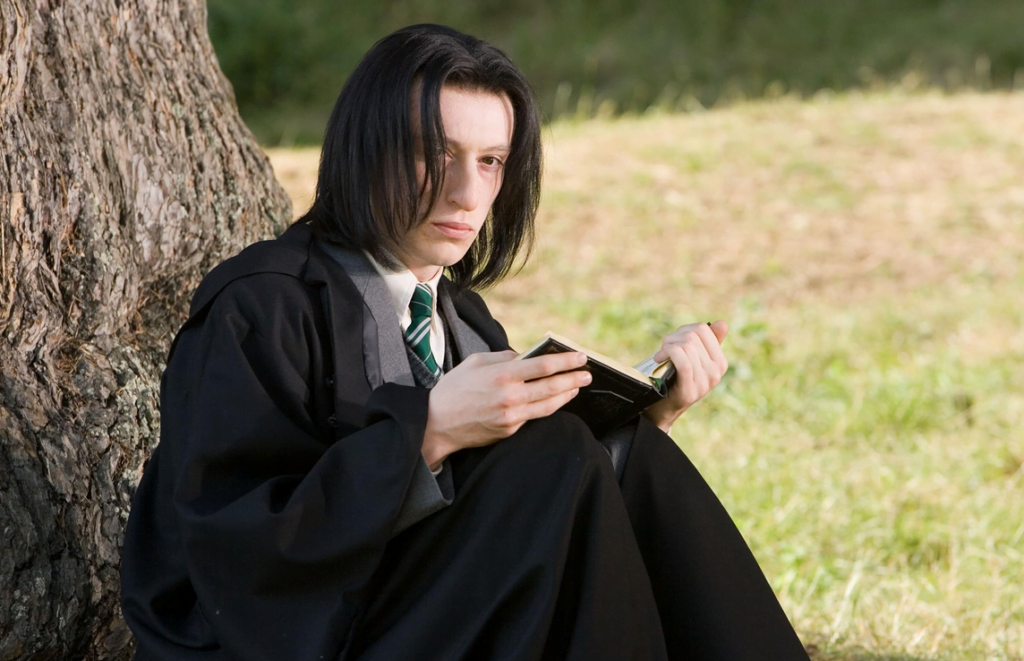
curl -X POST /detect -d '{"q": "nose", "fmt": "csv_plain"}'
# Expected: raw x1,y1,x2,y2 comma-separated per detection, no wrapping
444,159,482,212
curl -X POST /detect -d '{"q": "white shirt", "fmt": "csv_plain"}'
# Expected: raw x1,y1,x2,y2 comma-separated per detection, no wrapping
364,252,448,478
363,252,446,366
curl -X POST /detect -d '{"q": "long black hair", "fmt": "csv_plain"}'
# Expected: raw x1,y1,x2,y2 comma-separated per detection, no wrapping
298,24,543,291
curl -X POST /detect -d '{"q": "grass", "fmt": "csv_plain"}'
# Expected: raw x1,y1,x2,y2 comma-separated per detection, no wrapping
266,89,1024,660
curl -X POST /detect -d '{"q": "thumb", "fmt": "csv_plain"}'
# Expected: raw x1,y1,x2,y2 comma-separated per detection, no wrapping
709,320,729,344
469,349,520,365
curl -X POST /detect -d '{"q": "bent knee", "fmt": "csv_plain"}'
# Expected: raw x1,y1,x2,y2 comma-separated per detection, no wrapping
446,413,621,524
493,412,614,478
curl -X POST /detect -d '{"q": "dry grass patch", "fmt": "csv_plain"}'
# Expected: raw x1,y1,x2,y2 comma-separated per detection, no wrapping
504,91,1024,325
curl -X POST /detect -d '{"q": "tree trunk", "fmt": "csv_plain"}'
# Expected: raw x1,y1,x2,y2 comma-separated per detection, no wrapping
0,1,291,658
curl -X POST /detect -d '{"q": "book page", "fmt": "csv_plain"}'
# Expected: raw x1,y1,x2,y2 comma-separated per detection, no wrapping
518,332,654,384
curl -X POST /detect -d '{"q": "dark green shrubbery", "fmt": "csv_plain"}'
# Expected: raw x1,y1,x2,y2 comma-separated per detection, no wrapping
207,0,1024,145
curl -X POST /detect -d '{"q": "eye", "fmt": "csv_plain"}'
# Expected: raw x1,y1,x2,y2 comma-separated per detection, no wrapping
481,156,505,168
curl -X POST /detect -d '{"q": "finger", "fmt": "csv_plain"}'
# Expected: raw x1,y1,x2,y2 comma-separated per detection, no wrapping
699,322,729,373
653,322,710,362
509,351,588,382
681,339,711,396
684,329,716,376
514,385,581,423
693,336,721,387
663,343,696,406
467,349,519,366
659,325,725,372
692,323,727,373
520,369,592,403
709,320,729,344
692,321,718,347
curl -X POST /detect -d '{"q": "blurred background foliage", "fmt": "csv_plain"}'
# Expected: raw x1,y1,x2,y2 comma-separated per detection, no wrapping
207,0,1024,145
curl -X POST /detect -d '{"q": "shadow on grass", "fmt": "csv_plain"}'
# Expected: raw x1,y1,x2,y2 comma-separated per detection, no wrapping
808,644,942,661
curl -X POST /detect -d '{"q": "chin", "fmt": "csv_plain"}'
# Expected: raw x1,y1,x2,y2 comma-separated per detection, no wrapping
432,240,475,268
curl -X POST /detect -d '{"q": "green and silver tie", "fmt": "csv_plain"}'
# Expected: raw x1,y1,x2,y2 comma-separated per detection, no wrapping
405,283,443,378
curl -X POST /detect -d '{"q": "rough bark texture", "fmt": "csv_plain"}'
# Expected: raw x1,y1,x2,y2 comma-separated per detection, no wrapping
0,1,292,658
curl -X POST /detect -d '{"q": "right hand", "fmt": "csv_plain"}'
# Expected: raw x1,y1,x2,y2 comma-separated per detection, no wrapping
422,350,592,469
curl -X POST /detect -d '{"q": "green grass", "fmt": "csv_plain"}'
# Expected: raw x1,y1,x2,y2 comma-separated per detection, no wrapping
267,90,1024,659
672,290,1023,660
499,269,1024,661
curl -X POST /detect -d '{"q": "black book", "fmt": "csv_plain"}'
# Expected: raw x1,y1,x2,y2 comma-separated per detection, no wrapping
516,332,676,438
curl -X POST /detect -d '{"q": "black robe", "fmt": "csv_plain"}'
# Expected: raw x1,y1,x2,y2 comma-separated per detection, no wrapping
121,223,810,661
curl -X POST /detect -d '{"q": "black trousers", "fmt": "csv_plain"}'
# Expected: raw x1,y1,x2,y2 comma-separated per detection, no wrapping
348,414,810,661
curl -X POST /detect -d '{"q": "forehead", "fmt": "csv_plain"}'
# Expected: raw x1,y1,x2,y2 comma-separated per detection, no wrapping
411,83,514,147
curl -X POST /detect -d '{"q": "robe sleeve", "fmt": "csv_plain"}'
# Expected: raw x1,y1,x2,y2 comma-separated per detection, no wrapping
392,455,453,534
162,274,428,660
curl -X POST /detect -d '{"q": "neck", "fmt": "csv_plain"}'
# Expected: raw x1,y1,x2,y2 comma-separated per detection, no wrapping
382,245,442,282
407,263,442,283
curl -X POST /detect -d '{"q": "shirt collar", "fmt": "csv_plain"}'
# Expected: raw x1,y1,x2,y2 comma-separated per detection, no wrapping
363,251,444,319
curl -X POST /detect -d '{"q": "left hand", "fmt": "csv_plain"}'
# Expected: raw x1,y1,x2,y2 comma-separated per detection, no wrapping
642,320,729,434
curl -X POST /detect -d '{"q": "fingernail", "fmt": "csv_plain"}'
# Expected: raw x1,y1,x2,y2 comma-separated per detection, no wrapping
571,388,580,396
575,352,587,365
580,372,592,385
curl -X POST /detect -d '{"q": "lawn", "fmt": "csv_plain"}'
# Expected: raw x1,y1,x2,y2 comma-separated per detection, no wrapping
267,90,1024,660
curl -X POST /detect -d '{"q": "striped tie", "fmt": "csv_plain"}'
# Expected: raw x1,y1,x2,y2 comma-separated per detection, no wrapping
405,283,442,378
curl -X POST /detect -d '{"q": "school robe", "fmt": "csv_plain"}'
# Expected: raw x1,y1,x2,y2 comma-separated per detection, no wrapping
120,223,810,661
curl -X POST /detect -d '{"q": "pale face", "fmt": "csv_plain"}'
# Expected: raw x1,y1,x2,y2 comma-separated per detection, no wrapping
392,86,514,281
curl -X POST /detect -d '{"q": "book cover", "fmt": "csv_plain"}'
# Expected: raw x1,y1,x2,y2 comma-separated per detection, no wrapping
517,333,676,438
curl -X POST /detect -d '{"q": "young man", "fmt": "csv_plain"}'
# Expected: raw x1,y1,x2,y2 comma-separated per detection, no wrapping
121,24,810,661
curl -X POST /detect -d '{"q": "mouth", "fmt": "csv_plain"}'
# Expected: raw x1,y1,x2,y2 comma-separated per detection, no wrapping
432,221,476,239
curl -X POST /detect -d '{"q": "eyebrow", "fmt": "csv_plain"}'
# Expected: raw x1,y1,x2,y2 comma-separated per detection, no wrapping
445,137,511,153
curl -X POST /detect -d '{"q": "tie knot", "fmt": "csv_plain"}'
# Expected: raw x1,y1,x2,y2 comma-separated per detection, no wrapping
409,283,433,320
405,282,442,379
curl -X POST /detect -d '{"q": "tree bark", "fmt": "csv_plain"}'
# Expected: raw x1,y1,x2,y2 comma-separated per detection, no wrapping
0,1,291,658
